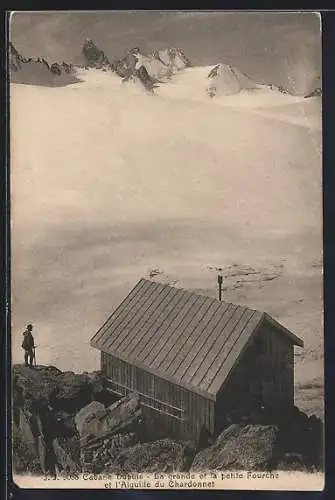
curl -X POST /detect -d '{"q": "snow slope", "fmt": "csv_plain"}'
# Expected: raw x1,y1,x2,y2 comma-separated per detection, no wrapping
11,69,323,416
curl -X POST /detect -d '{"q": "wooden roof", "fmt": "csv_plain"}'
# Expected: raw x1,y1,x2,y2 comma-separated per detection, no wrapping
90,278,304,400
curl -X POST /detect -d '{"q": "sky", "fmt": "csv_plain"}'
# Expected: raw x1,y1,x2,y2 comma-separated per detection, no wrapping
10,11,321,94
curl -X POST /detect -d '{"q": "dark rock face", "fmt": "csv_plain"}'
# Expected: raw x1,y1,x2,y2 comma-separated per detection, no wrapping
82,38,111,69
152,47,191,71
50,62,62,75
9,42,25,71
111,46,191,93
277,453,310,472
75,394,143,472
12,365,117,475
62,61,73,74
75,395,142,446
52,436,81,475
10,38,191,92
81,433,139,473
13,365,113,415
109,439,197,473
276,406,324,471
191,424,279,471
305,87,322,98
207,63,259,97
9,42,79,87
135,66,157,93
12,365,323,475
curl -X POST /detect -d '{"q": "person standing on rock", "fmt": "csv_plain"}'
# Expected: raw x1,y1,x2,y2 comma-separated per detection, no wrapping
22,324,35,368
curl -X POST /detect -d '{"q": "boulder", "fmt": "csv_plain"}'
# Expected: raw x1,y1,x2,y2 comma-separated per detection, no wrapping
13,365,114,415
17,408,37,453
12,414,41,475
191,424,279,471
276,407,323,470
75,394,142,448
12,364,116,475
52,371,94,413
75,401,105,437
277,453,310,472
52,435,81,475
108,438,196,473
13,365,60,407
81,433,138,473
12,406,57,476
54,411,77,437
86,371,115,406
12,428,42,475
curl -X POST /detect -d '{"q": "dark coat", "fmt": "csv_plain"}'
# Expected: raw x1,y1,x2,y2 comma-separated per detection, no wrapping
22,331,35,351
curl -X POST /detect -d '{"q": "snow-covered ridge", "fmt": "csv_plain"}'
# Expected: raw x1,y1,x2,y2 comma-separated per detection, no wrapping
68,65,320,131
10,38,322,99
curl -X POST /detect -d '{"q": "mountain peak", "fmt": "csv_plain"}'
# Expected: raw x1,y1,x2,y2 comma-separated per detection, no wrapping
207,63,259,97
82,39,111,70
9,41,78,87
108,45,191,93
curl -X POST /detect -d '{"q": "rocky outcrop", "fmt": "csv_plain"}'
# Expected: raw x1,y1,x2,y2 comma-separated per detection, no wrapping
9,42,25,71
112,46,190,82
111,46,191,93
50,62,62,75
81,433,139,473
207,63,259,98
152,48,191,72
13,365,113,415
109,438,196,473
52,435,81,475
112,48,159,93
10,38,191,92
75,395,143,472
12,364,117,475
75,395,142,446
191,424,279,471
266,83,288,94
82,38,111,70
62,61,73,74
12,364,323,475
276,406,323,470
305,87,322,98
9,42,79,87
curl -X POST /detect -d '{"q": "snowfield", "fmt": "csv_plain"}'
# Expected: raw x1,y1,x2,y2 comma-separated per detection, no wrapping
11,67,323,417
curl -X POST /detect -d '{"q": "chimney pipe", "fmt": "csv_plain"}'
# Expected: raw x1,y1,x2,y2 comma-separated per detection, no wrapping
217,273,223,301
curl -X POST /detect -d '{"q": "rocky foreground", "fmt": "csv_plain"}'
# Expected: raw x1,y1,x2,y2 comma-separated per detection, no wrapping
12,365,323,477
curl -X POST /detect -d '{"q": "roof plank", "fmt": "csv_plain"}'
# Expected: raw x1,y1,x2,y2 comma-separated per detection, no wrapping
119,284,173,356
171,301,229,381
134,288,188,362
159,296,214,374
150,294,200,370
178,303,238,384
104,280,163,351
141,289,196,366
207,311,264,394
90,279,304,399
198,309,258,391
90,278,146,346
189,306,248,387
